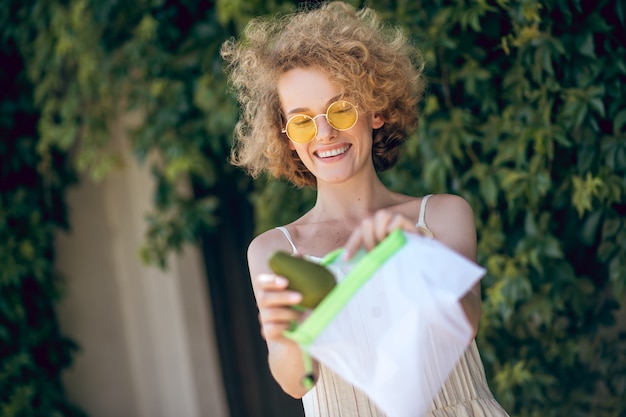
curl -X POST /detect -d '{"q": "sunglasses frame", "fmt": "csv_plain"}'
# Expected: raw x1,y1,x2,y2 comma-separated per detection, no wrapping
281,100,359,144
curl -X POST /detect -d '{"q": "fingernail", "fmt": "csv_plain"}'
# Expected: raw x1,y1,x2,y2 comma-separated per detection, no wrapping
275,276,288,286
258,274,273,283
259,274,286,285
289,292,302,302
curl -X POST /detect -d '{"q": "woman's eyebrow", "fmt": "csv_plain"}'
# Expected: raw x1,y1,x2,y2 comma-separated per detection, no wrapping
285,94,343,116
325,94,344,106
285,106,309,116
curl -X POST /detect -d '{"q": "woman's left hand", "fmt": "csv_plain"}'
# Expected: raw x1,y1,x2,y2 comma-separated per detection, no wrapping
343,209,418,260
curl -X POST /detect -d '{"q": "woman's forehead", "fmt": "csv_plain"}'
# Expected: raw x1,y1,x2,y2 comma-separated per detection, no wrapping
277,67,343,113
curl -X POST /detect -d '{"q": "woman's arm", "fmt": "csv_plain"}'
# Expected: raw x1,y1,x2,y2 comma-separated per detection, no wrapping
247,230,318,398
424,194,481,338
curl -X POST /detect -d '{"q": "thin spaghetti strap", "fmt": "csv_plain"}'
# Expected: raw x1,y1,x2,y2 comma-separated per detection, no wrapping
416,194,434,238
275,226,298,254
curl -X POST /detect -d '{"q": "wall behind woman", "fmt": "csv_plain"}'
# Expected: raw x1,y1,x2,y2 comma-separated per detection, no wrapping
54,115,230,417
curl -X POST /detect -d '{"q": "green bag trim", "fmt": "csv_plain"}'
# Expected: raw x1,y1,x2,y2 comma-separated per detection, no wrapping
284,228,407,348
300,350,315,390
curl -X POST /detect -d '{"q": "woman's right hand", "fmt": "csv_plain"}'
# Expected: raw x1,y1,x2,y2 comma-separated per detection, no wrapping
254,273,304,341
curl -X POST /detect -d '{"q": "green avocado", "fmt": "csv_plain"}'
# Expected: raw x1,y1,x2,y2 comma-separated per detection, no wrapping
268,251,336,309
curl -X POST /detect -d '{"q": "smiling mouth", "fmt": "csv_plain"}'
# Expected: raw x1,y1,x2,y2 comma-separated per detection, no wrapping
315,145,351,159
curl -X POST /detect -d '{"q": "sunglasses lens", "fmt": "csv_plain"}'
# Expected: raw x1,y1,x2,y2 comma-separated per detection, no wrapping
286,115,316,143
328,101,358,130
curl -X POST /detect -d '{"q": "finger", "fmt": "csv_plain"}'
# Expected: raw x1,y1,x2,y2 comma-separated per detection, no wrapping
360,217,378,252
253,273,289,299
256,288,302,308
259,307,304,340
257,273,289,289
373,210,393,243
262,322,293,340
259,305,302,325
343,227,363,260
252,274,288,304
387,214,419,234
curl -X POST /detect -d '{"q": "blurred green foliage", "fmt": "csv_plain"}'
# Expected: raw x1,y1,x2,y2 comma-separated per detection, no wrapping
390,1,626,415
2,0,625,416
0,33,86,417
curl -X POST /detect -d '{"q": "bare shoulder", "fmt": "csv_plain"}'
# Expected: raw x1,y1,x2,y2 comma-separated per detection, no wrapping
424,194,477,261
425,193,474,221
247,227,295,276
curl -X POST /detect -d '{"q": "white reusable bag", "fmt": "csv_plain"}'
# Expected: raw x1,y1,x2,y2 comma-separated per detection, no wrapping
285,229,485,417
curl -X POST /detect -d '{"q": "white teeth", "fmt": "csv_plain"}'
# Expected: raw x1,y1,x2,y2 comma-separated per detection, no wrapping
317,146,349,158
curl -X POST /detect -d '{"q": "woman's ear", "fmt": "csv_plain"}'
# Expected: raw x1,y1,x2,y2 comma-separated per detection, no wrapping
372,113,385,129
288,139,296,150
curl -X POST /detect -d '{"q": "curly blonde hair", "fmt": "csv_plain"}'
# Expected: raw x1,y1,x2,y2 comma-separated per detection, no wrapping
221,1,426,188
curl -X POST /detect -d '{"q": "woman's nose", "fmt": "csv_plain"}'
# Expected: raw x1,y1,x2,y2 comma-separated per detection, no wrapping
315,116,337,142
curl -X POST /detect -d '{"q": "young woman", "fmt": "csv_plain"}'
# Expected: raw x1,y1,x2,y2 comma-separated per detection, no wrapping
221,2,509,416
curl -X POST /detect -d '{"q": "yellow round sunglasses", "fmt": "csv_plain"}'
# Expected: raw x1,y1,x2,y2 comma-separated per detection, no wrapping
282,100,359,144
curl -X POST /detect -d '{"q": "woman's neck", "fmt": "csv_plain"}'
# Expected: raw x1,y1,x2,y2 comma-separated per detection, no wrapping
309,175,403,223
